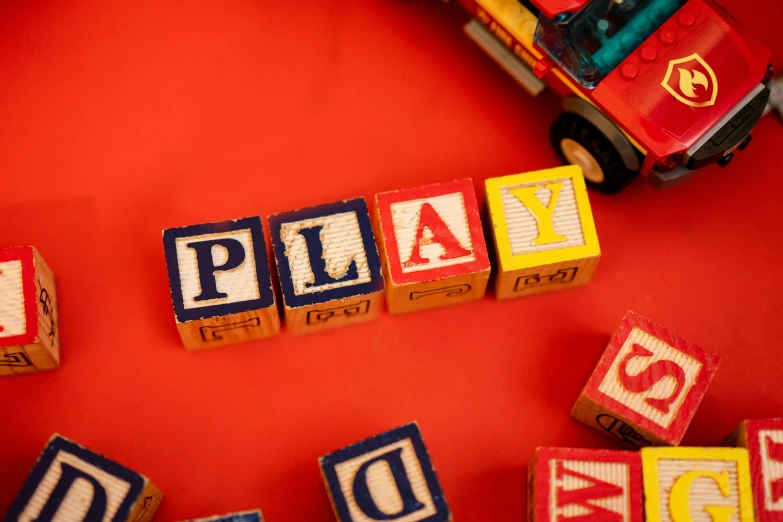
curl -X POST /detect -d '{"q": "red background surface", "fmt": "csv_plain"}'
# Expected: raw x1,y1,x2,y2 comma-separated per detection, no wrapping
1,1,782,520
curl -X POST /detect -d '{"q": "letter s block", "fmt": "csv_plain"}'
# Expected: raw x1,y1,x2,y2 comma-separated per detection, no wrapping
269,198,385,334
725,419,783,522
0,246,59,376
375,179,491,314
319,423,451,522
163,216,280,349
5,434,162,522
528,447,643,522
485,167,600,299
642,447,754,522
180,510,264,522
571,311,720,447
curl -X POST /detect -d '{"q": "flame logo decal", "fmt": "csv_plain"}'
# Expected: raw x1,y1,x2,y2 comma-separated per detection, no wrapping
662,53,718,107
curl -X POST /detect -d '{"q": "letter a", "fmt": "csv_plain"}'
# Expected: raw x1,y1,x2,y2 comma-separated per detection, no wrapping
352,448,425,520
618,343,687,414
669,470,736,522
33,462,108,522
187,238,246,301
403,203,471,268
508,183,567,246
555,461,623,522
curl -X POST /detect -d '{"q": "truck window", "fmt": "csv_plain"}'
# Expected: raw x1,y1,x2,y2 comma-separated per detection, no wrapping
534,0,686,88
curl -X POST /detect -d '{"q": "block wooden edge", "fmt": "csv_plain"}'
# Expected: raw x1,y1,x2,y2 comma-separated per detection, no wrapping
385,269,490,314
128,479,163,522
494,254,600,300
176,306,280,350
571,394,667,447
318,455,344,522
284,290,384,334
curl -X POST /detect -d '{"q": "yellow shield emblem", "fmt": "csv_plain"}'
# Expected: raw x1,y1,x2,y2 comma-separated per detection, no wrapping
661,53,719,108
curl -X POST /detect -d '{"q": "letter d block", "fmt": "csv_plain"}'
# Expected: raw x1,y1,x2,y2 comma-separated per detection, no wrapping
375,179,491,314
485,166,600,299
528,447,643,522
572,311,720,447
0,246,59,376
269,198,385,334
642,447,754,522
5,434,162,522
319,423,451,522
163,217,280,349
724,418,783,522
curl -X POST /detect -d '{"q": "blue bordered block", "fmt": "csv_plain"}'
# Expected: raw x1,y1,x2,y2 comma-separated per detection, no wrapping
268,198,385,334
319,423,451,522
163,217,280,349
180,510,264,522
5,434,162,522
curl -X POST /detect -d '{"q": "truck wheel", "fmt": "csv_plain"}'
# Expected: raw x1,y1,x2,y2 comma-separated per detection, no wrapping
550,113,639,194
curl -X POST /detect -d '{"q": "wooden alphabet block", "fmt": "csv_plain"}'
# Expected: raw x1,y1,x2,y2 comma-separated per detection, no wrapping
0,246,59,376
527,447,643,522
5,434,162,522
642,447,754,522
269,198,385,334
571,311,720,447
484,166,600,299
162,216,280,349
374,179,491,314
725,418,783,522
181,510,264,522
319,422,451,522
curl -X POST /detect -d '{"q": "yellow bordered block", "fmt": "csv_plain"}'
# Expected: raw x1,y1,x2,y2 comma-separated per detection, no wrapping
642,447,755,522
485,166,600,299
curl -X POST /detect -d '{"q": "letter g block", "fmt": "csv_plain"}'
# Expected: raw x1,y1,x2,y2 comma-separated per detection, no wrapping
319,422,451,522
163,217,280,349
485,166,600,299
5,434,161,522
571,311,720,447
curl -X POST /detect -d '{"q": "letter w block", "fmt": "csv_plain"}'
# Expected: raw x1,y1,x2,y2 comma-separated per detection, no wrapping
5,434,161,522
485,166,600,299
528,447,643,522
319,422,451,522
571,311,720,447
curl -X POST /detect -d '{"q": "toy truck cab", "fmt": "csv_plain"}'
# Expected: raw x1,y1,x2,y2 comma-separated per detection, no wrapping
460,0,773,192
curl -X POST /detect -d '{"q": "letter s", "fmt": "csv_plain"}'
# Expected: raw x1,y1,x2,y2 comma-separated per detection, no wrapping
618,343,686,414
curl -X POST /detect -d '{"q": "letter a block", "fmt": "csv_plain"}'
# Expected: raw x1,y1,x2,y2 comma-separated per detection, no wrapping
725,419,783,522
163,217,280,349
374,179,491,314
269,198,385,334
528,447,643,522
642,447,754,522
181,511,264,522
0,246,59,376
5,434,162,522
571,311,720,447
485,166,600,299
319,422,451,522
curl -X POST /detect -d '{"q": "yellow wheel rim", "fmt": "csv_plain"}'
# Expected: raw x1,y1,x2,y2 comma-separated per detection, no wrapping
561,138,605,184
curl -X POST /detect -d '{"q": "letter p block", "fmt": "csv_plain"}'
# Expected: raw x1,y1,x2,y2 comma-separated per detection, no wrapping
5,434,161,522
319,423,451,522
642,447,754,522
485,167,600,299
163,217,280,349
572,311,720,447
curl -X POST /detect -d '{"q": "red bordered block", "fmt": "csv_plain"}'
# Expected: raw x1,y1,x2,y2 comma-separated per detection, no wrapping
725,418,783,522
571,311,720,447
375,179,491,314
0,246,59,376
528,447,643,522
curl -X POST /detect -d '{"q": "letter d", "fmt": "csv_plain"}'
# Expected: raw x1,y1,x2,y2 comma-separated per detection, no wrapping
33,462,108,522
352,448,425,520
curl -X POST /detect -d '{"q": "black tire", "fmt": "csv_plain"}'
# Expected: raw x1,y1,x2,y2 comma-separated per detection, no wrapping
550,113,640,194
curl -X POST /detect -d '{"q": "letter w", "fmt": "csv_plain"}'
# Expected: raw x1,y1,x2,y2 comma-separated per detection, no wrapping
555,461,624,522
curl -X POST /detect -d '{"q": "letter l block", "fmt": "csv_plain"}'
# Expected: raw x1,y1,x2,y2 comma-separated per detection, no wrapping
319,422,451,522
571,311,720,447
642,447,754,522
485,166,600,299
269,198,385,334
163,217,280,349
4,434,162,522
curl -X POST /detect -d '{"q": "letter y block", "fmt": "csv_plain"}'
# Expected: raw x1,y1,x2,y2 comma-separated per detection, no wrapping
163,217,280,349
5,434,162,522
485,167,600,299
642,447,754,522
571,311,720,447
319,422,451,522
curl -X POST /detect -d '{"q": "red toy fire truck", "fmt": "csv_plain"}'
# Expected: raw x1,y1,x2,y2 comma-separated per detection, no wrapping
456,0,773,192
